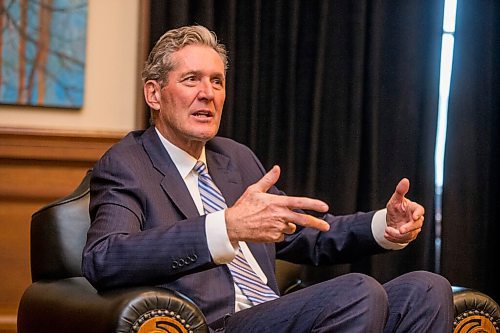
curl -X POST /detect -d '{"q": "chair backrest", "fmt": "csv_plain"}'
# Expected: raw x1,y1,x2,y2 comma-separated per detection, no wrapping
30,170,92,282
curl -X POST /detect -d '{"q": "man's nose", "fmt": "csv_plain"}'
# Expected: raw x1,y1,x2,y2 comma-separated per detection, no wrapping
198,79,215,100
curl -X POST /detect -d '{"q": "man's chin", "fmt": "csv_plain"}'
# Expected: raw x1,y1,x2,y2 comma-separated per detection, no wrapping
191,126,220,141
188,132,218,143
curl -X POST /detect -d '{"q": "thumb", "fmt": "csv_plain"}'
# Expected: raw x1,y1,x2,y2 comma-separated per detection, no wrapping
391,178,410,203
252,165,281,193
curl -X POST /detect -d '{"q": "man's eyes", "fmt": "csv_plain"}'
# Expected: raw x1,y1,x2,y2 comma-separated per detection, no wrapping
180,75,224,88
212,78,224,88
184,76,198,83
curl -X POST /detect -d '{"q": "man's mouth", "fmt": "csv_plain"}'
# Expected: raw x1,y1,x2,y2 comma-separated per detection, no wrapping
192,110,213,118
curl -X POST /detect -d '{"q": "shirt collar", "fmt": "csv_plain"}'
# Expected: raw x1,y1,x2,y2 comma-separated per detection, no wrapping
155,127,207,179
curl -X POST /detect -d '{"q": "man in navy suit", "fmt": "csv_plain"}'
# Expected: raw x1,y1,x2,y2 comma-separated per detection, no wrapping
83,25,453,332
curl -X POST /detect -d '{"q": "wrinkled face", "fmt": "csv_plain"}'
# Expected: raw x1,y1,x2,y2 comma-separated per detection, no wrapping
146,44,226,157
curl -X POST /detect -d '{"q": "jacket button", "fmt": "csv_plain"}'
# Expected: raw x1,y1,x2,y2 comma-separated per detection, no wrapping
178,259,186,267
171,261,178,269
189,254,198,262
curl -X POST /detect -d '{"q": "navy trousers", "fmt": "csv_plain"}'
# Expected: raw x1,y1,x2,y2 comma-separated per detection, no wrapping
219,271,453,332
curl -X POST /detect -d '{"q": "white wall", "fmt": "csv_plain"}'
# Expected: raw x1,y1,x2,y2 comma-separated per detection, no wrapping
0,0,140,133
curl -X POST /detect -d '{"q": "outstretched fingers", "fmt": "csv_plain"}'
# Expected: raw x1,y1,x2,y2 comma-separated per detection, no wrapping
293,212,330,232
270,195,330,231
274,195,329,213
271,206,327,231
227,165,332,243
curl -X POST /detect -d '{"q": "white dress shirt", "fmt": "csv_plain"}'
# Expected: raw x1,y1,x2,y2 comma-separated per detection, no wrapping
155,128,405,311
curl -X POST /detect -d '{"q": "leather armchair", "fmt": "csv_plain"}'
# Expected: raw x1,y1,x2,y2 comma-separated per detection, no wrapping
18,170,500,332
18,170,207,333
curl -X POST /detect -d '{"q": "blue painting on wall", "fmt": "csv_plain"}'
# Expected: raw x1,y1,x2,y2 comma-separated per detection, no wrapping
0,0,88,109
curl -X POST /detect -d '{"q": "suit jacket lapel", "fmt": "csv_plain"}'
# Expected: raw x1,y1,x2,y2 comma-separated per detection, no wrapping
205,148,243,207
141,127,199,219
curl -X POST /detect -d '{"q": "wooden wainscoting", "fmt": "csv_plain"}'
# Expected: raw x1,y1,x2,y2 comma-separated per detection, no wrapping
0,127,124,332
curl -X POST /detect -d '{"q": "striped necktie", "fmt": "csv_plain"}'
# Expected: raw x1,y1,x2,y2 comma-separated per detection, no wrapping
194,161,279,305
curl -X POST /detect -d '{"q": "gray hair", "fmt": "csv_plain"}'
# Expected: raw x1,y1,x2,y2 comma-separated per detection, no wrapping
141,25,228,87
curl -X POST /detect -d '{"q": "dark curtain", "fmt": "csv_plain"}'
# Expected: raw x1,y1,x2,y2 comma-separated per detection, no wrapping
441,0,500,303
148,1,443,284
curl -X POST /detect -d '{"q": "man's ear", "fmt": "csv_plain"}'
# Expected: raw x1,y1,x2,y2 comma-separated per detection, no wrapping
144,80,161,111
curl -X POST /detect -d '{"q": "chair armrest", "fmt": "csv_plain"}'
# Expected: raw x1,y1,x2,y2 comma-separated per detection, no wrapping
452,286,499,332
17,277,208,333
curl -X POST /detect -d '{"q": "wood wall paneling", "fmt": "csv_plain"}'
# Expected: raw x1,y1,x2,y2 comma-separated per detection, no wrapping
0,128,123,332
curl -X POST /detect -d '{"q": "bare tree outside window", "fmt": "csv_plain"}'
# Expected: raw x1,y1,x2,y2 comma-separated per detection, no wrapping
0,0,88,108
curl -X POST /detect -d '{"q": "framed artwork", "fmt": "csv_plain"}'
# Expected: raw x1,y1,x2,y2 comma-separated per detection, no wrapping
0,0,88,109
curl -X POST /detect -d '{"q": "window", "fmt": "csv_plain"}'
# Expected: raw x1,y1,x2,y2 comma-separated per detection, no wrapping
434,0,457,272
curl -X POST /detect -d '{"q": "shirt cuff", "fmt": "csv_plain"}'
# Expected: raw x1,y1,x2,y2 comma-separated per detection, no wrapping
371,209,408,250
205,210,238,264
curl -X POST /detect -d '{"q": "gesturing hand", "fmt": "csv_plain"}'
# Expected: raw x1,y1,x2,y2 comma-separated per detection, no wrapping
385,178,425,244
225,165,330,243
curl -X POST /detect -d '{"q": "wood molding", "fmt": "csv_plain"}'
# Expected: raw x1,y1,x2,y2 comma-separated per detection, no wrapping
0,127,125,201
0,127,125,162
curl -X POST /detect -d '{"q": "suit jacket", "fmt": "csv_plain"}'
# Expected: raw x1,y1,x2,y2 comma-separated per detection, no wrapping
82,126,386,325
